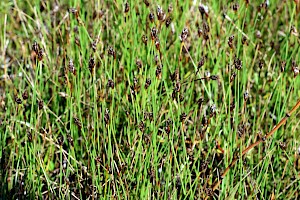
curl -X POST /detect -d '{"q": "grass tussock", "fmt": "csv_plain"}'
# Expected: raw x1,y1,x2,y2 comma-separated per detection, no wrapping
0,0,300,199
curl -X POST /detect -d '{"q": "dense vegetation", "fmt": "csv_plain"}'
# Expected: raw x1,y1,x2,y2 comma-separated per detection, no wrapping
0,0,300,199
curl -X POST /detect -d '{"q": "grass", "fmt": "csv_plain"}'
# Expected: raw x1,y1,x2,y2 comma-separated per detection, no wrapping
0,0,300,199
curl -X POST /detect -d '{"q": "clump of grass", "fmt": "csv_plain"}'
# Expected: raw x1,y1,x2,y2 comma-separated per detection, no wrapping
0,0,300,199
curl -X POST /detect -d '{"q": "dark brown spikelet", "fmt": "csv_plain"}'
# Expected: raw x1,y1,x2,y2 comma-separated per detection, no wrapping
230,71,237,82
156,65,162,79
242,36,248,45
108,46,116,59
67,134,74,147
232,3,239,11
198,28,203,37
15,96,22,105
22,91,28,100
145,78,151,89
136,59,143,69
32,41,39,54
124,2,129,13
210,75,219,81
154,55,160,66
234,57,242,70
279,141,286,150
292,60,299,78
258,59,264,69
138,121,145,132
38,100,44,110
37,48,44,61
149,12,155,23
203,21,210,33
174,81,181,92
91,40,98,52
210,104,216,117
104,108,110,125
196,57,205,73
143,0,150,7
155,38,160,50
180,112,187,122
244,90,250,101
179,28,188,42
151,27,158,40
157,5,166,21
68,59,76,75
89,57,95,73
228,35,234,49
142,35,148,45
74,117,82,129
197,97,204,106
107,79,115,89
57,135,64,146
199,4,209,16
166,17,171,27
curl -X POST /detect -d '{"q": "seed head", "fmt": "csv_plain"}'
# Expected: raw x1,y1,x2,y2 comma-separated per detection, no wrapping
157,5,166,21
104,108,110,125
136,59,143,69
139,121,145,132
149,12,155,23
74,117,82,129
145,78,151,89
232,3,239,11
22,91,28,100
244,90,249,101
292,60,299,77
142,35,148,45
68,59,76,75
66,134,73,147
38,100,43,110
230,71,237,82
234,58,242,70
180,112,187,122
155,38,160,50
179,28,188,42
143,0,150,6
88,57,95,73
37,48,44,61
198,28,203,37
279,141,286,150
203,22,210,33
15,96,22,104
199,4,209,16
228,35,234,49
156,65,162,79
124,2,129,13
174,81,181,92
107,79,115,89
32,41,39,53
166,17,171,27
210,104,216,116
258,59,264,69
151,27,158,40
242,36,248,45
108,46,116,59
